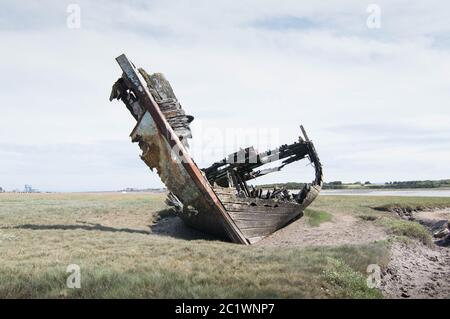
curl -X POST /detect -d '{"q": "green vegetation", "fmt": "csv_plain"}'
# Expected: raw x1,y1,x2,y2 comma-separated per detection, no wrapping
304,209,333,227
0,239,388,298
378,218,432,246
0,192,448,298
382,179,450,189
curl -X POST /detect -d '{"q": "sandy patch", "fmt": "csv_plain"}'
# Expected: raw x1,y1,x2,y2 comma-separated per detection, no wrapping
257,213,387,248
415,208,450,222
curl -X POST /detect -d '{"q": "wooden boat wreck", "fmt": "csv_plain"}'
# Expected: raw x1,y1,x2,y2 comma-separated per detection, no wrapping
110,54,323,245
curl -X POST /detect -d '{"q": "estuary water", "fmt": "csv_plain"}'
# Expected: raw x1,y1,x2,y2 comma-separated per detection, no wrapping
319,188,450,197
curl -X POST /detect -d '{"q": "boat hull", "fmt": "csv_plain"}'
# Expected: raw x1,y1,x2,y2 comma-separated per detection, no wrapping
112,54,323,244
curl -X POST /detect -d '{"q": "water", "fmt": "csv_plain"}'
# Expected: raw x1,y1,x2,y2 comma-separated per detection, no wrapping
318,188,450,197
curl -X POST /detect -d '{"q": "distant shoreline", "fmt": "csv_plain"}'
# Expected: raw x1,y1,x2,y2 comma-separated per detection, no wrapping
319,188,450,198
259,179,450,190
0,189,167,194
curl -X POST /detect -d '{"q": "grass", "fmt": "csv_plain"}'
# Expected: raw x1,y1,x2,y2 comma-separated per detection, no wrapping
304,209,333,227
378,217,432,246
0,238,388,298
0,192,448,298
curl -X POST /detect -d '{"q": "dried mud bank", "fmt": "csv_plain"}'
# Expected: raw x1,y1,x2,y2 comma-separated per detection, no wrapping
381,241,450,298
380,208,450,298
377,205,450,244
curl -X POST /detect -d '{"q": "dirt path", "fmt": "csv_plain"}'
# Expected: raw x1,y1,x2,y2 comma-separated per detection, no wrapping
257,213,387,248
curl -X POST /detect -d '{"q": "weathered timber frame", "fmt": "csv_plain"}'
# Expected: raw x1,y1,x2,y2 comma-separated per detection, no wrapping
115,54,249,244
111,54,323,244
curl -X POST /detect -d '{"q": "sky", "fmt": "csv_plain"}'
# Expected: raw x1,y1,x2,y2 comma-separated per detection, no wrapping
0,0,449,192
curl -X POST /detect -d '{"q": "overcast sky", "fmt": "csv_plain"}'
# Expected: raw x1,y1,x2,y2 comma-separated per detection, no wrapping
1,0,449,192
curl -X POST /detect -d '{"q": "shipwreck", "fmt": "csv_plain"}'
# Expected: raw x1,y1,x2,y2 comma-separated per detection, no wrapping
110,54,323,244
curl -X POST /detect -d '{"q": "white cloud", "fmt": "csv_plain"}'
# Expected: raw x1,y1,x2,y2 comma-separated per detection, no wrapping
0,0,449,191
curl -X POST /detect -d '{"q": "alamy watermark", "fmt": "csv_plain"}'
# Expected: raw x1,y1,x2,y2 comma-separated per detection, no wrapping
66,4,81,29
366,264,381,288
188,121,282,165
66,264,81,289
366,4,381,29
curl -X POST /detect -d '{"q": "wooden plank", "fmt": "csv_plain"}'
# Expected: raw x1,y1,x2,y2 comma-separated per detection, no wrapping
217,195,300,208
229,212,300,230
233,218,288,229
216,194,292,204
228,211,299,221
240,226,277,237
231,213,291,222
223,204,299,214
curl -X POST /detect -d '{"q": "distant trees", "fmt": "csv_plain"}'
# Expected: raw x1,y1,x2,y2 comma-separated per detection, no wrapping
382,180,450,189
328,181,342,186
323,181,344,189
